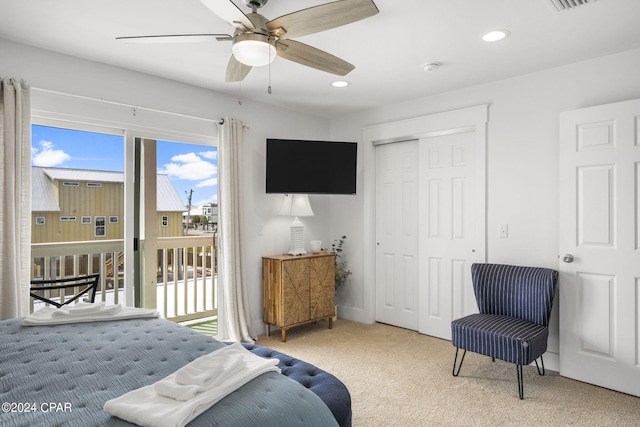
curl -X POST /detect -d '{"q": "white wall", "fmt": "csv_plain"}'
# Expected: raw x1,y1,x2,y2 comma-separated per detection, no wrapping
328,47,640,368
0,38,334,337
5,37,640,352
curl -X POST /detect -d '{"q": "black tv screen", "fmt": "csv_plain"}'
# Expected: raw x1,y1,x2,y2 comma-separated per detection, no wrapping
266,138,357,194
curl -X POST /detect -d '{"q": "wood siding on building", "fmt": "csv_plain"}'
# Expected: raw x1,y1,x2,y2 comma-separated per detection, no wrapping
32,181,183,243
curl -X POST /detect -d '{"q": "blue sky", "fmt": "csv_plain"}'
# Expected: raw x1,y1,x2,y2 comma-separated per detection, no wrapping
31,125,218,211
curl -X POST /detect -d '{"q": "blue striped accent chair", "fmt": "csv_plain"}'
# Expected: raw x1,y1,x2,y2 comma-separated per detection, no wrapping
451,263,558,399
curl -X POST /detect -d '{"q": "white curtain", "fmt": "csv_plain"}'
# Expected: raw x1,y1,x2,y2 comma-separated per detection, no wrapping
217,117,253,342
0,78,32,320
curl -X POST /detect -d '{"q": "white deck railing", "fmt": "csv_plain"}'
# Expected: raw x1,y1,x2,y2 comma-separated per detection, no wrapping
30,236,217,322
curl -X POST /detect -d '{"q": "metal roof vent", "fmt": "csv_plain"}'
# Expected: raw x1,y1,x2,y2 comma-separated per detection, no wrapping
546,0,598,13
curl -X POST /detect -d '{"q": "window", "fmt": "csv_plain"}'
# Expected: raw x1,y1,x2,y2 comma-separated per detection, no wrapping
95,216,106,237
109,216,119,224
31,124,124,246
35,217,45,225
162,215,169,227
31,99,218,321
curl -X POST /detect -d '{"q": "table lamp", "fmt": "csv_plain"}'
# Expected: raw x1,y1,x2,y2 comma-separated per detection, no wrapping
279,194,314,255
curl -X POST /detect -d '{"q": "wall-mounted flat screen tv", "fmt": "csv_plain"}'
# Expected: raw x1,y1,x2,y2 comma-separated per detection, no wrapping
266,138,357,195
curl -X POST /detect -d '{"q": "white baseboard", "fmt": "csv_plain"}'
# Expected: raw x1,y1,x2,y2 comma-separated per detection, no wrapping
336,305,372,324
541,351,559,372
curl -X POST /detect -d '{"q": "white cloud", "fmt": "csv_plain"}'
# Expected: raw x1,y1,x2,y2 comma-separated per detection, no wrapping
199,151,217,160
196,178,217,188
159,152,217,181
32,140,71,167
171,153,201,163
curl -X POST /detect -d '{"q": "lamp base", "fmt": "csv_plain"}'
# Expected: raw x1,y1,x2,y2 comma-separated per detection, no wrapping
288,217,306,256
288,249,307,256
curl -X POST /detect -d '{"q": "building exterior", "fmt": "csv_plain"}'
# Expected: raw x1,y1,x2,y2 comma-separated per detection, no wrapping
32,167,186,243
201,203,218,227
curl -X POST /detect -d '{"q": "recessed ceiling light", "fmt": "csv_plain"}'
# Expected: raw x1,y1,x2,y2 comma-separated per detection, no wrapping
482,29,511,42
331,81,350,88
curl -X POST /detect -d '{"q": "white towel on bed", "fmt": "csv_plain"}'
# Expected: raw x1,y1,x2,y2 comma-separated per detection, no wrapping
103,342,280,427
154,356,245,401
175,352,245,387
51,302,122,317
22,304,158,326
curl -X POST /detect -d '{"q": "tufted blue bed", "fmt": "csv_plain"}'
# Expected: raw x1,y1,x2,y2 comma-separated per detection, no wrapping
0,316,351,427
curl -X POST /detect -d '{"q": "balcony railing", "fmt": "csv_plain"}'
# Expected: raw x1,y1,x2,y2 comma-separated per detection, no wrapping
156,235,217,322
30,235,217,322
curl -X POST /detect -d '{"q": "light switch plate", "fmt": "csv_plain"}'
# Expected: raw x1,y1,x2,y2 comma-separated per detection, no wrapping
498,224,508,238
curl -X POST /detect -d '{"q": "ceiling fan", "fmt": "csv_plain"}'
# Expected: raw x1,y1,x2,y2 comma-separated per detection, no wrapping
117,0,379,82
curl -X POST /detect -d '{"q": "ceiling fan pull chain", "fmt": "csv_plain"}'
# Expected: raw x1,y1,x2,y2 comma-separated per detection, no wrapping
268,38,273,95
238,82,243,105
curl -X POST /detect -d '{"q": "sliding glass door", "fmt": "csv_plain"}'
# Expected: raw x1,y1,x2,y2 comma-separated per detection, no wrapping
30,124,126,309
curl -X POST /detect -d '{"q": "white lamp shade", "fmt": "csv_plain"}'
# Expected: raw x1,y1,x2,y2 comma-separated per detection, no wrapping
232,34,276,67
278,194,314,217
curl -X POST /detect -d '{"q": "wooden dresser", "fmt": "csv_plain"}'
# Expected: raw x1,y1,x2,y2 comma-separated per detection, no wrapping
262,252,335,342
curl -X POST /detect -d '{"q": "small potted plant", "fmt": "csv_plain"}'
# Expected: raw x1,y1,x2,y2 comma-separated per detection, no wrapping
327,235,351,292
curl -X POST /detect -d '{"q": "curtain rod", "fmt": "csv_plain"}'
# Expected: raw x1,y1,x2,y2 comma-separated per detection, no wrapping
216,118,252,129
32,87,225,125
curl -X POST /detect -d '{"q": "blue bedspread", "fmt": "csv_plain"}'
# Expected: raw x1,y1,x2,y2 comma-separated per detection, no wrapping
0,317,339,427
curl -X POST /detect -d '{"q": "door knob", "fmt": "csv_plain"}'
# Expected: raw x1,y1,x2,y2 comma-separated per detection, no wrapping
562,254,574,263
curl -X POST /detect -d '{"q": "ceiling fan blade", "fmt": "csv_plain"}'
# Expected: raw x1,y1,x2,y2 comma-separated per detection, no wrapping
276,39,354,76
226,55,252,82
267,0,378,40
116,34,231,43
200,0,255,30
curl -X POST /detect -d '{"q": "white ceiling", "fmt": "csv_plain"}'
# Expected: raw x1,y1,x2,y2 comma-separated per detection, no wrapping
1,0,639,119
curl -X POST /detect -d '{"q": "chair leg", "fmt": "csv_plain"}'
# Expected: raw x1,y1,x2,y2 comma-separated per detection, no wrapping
452,348,467,377
534,356,545,376
516,365,524,400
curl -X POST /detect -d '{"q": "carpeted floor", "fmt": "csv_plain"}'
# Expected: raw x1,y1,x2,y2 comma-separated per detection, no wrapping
257,319,640,427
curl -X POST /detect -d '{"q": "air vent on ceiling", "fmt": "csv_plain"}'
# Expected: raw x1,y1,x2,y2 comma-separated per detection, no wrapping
546,0,598,13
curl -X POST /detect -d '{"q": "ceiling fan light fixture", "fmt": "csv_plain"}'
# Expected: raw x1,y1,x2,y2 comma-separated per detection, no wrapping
232,33,276,67
331,80,350,88
482,29,511,42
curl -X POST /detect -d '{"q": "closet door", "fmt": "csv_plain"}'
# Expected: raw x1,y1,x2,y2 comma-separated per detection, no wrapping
374,131,479,340
366,105,487,336
375,140,419,330
418,131,477,339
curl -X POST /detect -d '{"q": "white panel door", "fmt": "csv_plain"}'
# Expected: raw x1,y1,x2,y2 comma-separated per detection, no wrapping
375,140,419,329
559,98,640,397
419,131,477,339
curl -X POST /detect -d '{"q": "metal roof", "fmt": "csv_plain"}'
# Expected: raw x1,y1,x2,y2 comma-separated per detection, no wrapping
32,167,60,211
43,168,123,183
32,167,186,213
157,175,187,212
